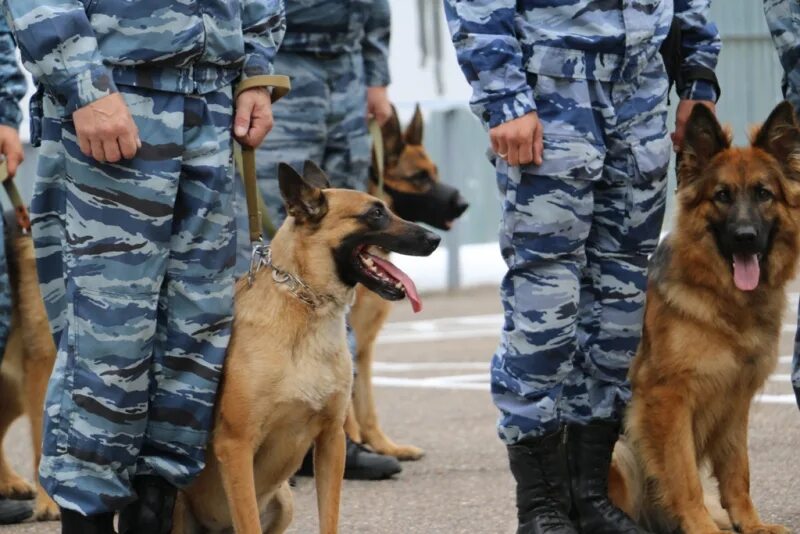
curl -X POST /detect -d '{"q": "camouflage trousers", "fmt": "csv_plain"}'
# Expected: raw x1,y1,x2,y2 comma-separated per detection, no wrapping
765,0,800,407
492,62,671,444
235,51,370,272
32,86,236,515
0,212,9,367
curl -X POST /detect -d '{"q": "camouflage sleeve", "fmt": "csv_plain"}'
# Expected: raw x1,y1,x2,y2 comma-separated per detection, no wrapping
0,16,26,129
764,0,800,107
2,0,117,116
443,0,535,129
674,0,722,101
363,0,391,87
240,0,286,79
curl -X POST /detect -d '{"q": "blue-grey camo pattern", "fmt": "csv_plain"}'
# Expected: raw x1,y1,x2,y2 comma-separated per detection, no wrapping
33,86,236,515
490,60,671,444
3,0,284,126
443,0,720,129
282,0,391,86
234,51,373,272
765,0,800,408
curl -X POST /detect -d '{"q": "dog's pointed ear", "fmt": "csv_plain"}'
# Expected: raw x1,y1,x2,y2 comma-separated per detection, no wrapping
753,101,800,180
381,104,404,162
404,103,424,146
278,162,328,223
678,104,730,185
302,160,331,189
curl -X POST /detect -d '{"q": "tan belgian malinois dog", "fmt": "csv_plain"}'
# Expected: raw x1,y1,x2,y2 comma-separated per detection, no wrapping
348,105,468,461
0,230,60,522
174,161,440,534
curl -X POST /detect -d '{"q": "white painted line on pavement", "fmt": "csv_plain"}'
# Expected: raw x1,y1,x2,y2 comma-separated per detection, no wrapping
373,361,488,372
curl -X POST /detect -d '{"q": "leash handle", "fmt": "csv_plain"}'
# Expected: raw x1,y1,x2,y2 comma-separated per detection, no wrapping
368,118,385,200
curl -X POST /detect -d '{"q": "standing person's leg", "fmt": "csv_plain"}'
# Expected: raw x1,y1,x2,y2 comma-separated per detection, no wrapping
764,0,800,409
37,87,184,524
561,61,669,534
120,87,237,533
495,76,604,534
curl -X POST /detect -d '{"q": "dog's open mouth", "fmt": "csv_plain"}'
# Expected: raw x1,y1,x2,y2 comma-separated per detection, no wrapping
732,253,762,291
355,246,422,312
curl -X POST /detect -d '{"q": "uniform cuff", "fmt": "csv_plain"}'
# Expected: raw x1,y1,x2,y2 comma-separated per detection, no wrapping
58,64,118,115
479,90,537,129
679,79,718,103
0,98,21,129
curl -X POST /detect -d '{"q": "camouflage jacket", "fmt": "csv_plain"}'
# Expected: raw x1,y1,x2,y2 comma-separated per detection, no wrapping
444,0,722,128
3,0,286,117
0,15,25,129
764,0,800,112
281,0,391,86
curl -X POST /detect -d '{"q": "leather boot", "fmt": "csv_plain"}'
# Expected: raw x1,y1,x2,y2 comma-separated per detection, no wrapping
296,436,402,480
60,508,115,534
0,497,32,525
118,475,177,534
507,428,579,534
566,422,651,534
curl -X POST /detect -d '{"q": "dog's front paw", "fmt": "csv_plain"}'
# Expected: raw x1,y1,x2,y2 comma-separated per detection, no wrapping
739,524,789,534
387,444,425,461
33,492,59,521
0,473,35,499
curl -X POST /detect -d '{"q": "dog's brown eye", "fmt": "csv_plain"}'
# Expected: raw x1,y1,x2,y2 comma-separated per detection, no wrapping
755,186,773,202
713,189,732,204
369,207,384,220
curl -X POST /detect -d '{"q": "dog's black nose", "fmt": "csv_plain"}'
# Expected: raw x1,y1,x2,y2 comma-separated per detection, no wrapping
451,193,469,219
422,230,441,253
734,225,758,244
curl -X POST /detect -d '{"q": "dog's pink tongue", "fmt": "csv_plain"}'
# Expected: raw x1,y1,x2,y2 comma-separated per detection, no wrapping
733,254,760,291
369,255,423,313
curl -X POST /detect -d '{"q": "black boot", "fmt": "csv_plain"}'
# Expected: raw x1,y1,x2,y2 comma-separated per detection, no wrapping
118,475,177,534
60,508,115,534
566,422,650,534
296,437,402,480
0,497,32,525
507,428,579,534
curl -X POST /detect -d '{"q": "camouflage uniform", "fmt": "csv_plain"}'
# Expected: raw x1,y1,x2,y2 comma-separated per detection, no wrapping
235,0,390,269
445,0,721,444
0,16,26,368
3,0,284,516
764,0,800,407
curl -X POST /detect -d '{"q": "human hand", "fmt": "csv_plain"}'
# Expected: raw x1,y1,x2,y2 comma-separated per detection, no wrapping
234,87,273,148
72,93,140,163
490,112,543,167
673,100,716,152
0,125,24,177
367,86,393,126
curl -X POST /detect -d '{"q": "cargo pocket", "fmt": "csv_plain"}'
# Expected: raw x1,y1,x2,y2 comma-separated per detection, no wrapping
621,136,671,253
65,288,154,468
503,135,603,261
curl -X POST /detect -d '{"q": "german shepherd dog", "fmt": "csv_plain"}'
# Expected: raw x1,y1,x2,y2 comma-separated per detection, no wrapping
174,162,440,534
348,105,468,460
0,228,60,522
609,102,800,534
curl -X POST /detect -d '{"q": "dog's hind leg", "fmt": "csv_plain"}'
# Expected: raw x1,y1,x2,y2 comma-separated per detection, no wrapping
0,334,35,500
350,287,423,460
314,424,345,534
261,482,293,534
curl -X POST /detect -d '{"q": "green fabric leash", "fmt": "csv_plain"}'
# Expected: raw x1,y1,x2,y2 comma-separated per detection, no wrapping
368,118,385,200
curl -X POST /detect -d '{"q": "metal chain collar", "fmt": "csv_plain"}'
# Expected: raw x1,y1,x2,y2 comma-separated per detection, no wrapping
248,242,333,308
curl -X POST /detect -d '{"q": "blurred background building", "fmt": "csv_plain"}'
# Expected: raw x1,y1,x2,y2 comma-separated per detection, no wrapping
8,0,787,291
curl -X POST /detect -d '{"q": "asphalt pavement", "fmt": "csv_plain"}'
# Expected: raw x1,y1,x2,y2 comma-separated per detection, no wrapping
2,285,798,533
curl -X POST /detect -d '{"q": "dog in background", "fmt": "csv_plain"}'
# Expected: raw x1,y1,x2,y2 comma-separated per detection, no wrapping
348,104,469,460
608,102,800,534
0,228,60,522
174,162,440,533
